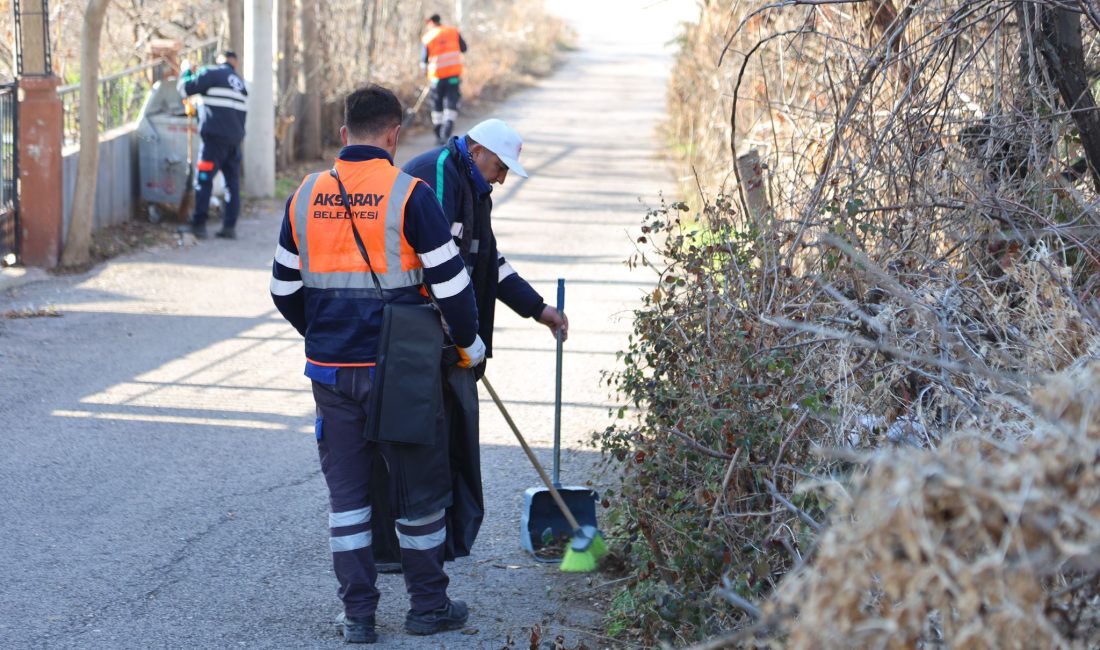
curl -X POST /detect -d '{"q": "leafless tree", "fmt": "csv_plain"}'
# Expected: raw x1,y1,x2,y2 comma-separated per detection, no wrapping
297,0,321,160
62,0,110,267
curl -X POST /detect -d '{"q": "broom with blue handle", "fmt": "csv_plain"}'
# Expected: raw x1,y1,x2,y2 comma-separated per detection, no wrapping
481,375,607,572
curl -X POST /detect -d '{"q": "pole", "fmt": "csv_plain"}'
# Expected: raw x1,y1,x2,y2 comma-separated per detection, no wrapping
553,278,564,486
243,0,275,198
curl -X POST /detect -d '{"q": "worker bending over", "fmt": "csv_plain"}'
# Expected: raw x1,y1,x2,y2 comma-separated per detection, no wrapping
369,119,568,569
177,50,247,239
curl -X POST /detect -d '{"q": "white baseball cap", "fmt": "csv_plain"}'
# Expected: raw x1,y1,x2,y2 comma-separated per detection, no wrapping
466,119,528,178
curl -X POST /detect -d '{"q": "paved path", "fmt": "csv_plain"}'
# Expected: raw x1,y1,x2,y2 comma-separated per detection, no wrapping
0,2,692,647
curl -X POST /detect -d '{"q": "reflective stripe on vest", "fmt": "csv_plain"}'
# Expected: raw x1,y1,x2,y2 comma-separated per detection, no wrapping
293,169,423,290
423,26,464,80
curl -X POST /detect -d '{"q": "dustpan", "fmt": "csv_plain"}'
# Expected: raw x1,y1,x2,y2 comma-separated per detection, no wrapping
519,279,599,561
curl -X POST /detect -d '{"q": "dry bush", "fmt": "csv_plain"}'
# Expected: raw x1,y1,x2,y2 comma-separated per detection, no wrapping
601,195,837,644
768,361,1100,648
308,1,567,121
459,2,567,102
15,1,228,81
0,1,566,147
0,1,566,82
602,0,1100,646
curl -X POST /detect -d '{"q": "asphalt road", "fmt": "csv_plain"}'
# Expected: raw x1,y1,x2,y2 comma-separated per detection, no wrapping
0,1,691,647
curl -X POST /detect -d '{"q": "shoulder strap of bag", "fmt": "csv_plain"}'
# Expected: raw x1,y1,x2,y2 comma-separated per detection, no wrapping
329,166,444,313
329,167,387,298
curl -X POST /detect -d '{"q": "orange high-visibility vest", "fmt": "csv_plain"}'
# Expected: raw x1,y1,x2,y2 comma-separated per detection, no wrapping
289,159,423,292
422,25,464,80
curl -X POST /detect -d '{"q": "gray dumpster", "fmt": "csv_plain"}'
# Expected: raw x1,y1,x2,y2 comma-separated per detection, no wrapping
135,80,223,223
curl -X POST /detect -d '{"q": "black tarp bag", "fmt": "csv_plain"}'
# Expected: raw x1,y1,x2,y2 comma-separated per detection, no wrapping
371,352,485,563
331,168,444,445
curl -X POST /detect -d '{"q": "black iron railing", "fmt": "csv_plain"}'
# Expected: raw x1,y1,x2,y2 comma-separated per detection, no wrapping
13,0,52,77
59,62,159,143
0,82,18,263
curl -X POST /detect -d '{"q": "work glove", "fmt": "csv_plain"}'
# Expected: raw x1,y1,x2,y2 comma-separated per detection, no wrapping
457,334,486,368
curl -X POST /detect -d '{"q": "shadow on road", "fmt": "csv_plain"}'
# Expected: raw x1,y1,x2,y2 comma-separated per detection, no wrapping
1,292,616,647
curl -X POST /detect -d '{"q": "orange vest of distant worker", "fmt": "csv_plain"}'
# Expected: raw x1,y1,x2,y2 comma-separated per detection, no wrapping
422,25,464,80
289,159,424,293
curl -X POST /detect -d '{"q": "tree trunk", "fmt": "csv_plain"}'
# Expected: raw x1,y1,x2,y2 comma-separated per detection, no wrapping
276,0,298,167
61,0,110,267
227,0,245,67
1038,5,1100,193
369,0,383,68
299,0,322,160
277,0,295,95
320,2,336,147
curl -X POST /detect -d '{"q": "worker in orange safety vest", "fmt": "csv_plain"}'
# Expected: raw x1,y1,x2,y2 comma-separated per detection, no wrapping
420,13,467,145
270,84,485,643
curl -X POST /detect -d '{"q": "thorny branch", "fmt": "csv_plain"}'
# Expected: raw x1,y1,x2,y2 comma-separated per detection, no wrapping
610,0,1100,644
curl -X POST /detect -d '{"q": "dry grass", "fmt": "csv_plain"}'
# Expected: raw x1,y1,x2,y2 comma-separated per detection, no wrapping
766,361,1100,648
459,2,569,103
0,2,568,153
3,306,61,319
314,1,569,125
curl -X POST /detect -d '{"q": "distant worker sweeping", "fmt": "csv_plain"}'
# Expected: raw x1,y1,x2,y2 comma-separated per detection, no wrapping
177,50,247,240
420,13,467,145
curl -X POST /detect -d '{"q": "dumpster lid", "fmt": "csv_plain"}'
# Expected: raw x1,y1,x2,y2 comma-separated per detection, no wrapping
139,79,188,119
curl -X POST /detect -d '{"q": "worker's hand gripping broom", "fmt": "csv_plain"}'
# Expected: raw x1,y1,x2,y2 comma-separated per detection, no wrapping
481,376,607,572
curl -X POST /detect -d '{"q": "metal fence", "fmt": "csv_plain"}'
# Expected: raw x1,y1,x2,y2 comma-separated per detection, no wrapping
149,39,222,92
0,83,18,263
183,39,222,73
58,39,221,144
59,62,158,144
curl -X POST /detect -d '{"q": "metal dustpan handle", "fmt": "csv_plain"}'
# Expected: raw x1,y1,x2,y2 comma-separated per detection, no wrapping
553,278,564,486
482,376,583,533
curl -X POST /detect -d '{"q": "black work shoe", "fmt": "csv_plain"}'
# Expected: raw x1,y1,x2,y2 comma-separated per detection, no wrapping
405,599,468,635
335,612,377,644
215,228,236,239
190,225,209,240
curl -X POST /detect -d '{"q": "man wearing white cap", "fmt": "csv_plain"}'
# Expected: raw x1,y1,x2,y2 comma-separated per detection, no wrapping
366,119,568,571
406,117,568,377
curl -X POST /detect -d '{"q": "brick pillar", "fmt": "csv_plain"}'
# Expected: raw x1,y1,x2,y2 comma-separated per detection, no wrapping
17,76,63,268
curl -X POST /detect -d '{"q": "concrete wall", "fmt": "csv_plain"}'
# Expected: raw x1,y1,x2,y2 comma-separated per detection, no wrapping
61,124,138,241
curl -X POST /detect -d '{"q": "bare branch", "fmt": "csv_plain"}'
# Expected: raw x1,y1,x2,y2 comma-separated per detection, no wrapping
764,479,823,532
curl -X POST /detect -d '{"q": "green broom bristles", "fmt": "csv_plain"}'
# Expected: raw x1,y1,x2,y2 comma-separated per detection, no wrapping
560,544,598,573
559,529,608,573
589,531,608,560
